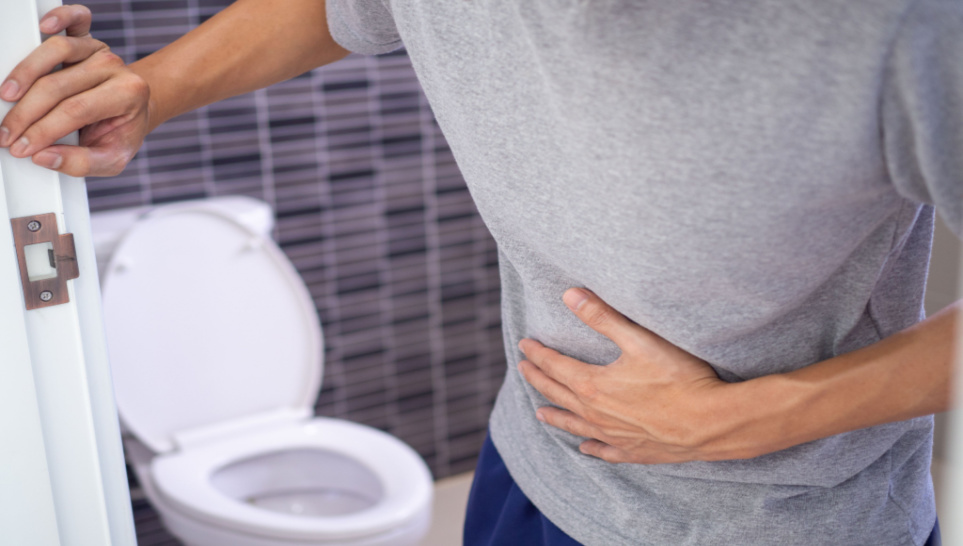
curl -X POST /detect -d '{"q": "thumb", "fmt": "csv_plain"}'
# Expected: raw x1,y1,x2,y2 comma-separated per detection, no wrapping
32,143,132,177
563,288,648,350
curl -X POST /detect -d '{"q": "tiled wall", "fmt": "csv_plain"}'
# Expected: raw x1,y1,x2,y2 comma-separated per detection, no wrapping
82,1,505,543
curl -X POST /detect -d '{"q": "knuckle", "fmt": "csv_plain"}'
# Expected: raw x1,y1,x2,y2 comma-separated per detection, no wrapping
544,411,561,428
2,109,25,132
540,348,560,365
94,48,123,68
530,345,552,364
583,442,606,459
7,65,30,86
34,72,65,96
599,451,619,463
69,157,92,178
585,306,613,330
581,406,605,427
559,412,578,430
109,148,135,175
45,35,71,56
615,454,635,464
60,96,90,120
122,73,150,99
572,376,598,401
73,4,93,20
21,126,50,149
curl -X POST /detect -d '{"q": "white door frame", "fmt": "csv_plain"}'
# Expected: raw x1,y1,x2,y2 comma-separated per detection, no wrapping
0,1,136,544
946,269,963,542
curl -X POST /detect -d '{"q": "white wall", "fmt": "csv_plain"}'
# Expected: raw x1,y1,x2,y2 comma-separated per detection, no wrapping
927,215,962,461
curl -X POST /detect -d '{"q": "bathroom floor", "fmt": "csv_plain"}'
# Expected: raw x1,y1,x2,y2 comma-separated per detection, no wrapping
420,472,474,546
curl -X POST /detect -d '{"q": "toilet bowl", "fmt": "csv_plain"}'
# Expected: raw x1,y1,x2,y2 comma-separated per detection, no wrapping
92,197,433,546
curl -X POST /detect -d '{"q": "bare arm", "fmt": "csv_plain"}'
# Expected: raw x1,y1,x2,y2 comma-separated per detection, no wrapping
748,299,961,456
0,1,349,176
131,0,349,131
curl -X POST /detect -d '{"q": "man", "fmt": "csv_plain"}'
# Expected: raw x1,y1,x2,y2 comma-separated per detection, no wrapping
1,2,960,544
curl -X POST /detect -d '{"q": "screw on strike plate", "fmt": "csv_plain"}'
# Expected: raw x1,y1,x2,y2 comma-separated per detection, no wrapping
39,291,53,302
27,221,41,232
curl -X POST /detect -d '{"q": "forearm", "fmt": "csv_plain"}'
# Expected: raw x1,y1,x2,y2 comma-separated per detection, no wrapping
130,0,349,131
734,299,961,456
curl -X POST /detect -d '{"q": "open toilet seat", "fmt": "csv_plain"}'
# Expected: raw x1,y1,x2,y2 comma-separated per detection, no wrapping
151,416,433,542
99,201,434,545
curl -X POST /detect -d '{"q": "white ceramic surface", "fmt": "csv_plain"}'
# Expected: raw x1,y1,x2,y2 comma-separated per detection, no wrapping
152,418,432,541
95,199,433,546
101,206,323,453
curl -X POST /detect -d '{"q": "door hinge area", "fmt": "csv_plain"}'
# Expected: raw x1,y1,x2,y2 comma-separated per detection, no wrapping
12,213,79,310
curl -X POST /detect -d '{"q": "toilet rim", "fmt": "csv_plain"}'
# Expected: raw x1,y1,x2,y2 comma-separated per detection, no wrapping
150,417,433,542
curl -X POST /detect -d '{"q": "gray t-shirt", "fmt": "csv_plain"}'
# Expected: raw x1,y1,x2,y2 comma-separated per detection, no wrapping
326,1,963,544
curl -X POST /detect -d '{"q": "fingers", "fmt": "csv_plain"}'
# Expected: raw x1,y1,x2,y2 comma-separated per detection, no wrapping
40,4,94,37
1,51,121,148
535,406,603,439
0,5,146,178
5,71,145,159
2,4,102,104
537,408,664,464
32,142,134,177
1,36,109,104
518,360,584,413
578,440,637,463
519,338,599,399
563,288,650,351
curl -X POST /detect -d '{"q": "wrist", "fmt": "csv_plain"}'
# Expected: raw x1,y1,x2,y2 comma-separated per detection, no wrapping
747,372,820,454
697,374,808,461
128,59,175,132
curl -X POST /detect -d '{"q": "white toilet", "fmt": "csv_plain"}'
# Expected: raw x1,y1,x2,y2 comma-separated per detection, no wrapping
91,196,434,546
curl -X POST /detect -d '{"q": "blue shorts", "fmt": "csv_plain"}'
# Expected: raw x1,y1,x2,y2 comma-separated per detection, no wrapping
464,432,941,546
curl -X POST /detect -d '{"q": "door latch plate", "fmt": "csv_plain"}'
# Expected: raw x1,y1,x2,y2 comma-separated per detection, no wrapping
11,213,79,310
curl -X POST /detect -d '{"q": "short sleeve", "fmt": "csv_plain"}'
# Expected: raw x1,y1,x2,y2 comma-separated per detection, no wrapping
326,0,403,55
881,0,963,237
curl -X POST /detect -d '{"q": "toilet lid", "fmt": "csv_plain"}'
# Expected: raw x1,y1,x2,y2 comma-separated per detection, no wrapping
102,205,323,453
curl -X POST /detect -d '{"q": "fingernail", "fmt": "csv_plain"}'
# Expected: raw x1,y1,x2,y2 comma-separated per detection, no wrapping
40,16,59,33
0,80,19,101
34,150,63,170
0,127,9,147
563,288,589,311
11,136,29,156
536,411,546,422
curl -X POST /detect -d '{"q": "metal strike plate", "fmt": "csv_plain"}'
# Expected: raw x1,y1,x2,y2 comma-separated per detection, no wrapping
11,213,79,310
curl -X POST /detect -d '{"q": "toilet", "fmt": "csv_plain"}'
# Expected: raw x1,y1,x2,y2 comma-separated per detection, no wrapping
91,196,434,546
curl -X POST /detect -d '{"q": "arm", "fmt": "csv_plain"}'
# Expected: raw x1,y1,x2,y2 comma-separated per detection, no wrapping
749,299,960,455
130,0,349,132
0,1,348,176
519,288,960,463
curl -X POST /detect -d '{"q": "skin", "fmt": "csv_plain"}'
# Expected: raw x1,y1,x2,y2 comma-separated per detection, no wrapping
519,288,960,464
0,1,348,176
1,3,959,465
